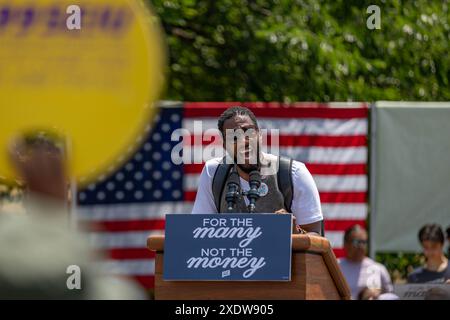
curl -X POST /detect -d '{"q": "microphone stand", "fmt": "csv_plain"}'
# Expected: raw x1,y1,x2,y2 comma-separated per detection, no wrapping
225,165,241,213
245,170,261,213
225,163,262,213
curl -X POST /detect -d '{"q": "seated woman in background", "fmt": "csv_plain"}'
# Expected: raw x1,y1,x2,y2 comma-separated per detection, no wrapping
408,224,450,284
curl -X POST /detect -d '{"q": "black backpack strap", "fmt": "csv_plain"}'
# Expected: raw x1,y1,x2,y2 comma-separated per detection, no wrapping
277,156,293,212
320,220,325,237
212,159,232,213
277,156,325,236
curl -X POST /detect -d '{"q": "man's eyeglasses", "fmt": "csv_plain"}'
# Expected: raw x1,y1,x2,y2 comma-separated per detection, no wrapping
351,239,368,247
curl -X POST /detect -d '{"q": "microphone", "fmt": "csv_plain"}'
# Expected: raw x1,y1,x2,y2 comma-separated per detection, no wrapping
225,169,241,213
247,170,261,213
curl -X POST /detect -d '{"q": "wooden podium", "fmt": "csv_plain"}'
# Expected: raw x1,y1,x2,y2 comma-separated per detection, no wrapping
147,234,351,300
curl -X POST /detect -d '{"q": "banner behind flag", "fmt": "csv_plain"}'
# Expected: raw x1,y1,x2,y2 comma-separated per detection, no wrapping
77,102,369,289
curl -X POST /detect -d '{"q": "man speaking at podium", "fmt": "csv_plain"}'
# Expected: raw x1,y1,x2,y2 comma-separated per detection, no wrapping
191,106,323,235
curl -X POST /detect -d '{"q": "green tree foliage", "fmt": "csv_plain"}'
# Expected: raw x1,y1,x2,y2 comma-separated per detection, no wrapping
376,252,425,283
150,0,449,102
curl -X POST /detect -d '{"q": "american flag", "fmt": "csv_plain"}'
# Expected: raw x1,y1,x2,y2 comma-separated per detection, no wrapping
77,102,368,290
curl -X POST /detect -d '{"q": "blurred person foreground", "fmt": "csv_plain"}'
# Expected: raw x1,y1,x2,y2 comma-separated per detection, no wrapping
0,132,146,299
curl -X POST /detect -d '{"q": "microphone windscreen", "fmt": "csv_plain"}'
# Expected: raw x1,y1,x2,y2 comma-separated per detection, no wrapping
229,170,240,183
249,170,261,182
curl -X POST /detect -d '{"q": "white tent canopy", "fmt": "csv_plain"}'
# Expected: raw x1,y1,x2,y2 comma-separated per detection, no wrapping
370,102,450,254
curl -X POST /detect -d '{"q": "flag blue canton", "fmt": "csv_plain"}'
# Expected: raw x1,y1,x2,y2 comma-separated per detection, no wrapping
77,107,184,205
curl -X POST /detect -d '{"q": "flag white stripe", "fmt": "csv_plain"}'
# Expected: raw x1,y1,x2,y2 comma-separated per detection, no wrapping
311,175,367,192
280,146,367,164
322,203,367,220
183,118,367,136
87,230,163,249
325,231,344,249
95,259,155,276
327,102,367,108
77,203,366,225
183,146,367,164
184,174,367,192
76,202,192,221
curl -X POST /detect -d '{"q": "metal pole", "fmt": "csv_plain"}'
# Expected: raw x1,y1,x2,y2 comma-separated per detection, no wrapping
369,102,377,259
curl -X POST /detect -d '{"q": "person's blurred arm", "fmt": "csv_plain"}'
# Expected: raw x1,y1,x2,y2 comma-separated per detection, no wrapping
380,265,394,293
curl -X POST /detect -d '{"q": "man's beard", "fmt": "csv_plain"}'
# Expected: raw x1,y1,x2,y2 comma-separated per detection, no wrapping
237,163,259,174
235,142,261,173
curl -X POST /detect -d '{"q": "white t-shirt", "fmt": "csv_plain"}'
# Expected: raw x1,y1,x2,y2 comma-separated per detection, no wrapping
191,155,323,226
338,257,394,300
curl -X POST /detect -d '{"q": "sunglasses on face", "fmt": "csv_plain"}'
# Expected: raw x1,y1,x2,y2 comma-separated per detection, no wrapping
351,239,368,247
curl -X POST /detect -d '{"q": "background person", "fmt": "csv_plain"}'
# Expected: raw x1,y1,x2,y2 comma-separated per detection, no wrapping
407,224,450,284
338,225,394,299
446,226,450,258
357,287,399,300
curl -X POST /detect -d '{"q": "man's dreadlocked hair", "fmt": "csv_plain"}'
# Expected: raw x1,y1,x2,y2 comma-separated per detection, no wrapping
217,106,259,137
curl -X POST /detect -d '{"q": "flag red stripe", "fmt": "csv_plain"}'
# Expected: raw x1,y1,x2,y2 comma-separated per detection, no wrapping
183,163,207,174
270,135,367,147
320,192,366,203
184,191,197,202
186,135,367,147
184,163,366,175
305,163,366,175
184,102,368,119
184,191,366,203
324,220,366,231
86,219,165,232
103,248,155,260
133,275,155,289
332,248,346,258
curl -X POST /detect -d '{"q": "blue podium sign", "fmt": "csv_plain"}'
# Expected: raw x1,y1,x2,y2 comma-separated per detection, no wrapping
163,214,292,281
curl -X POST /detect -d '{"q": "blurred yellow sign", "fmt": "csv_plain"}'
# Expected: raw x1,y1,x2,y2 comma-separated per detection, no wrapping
0,0,166,187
